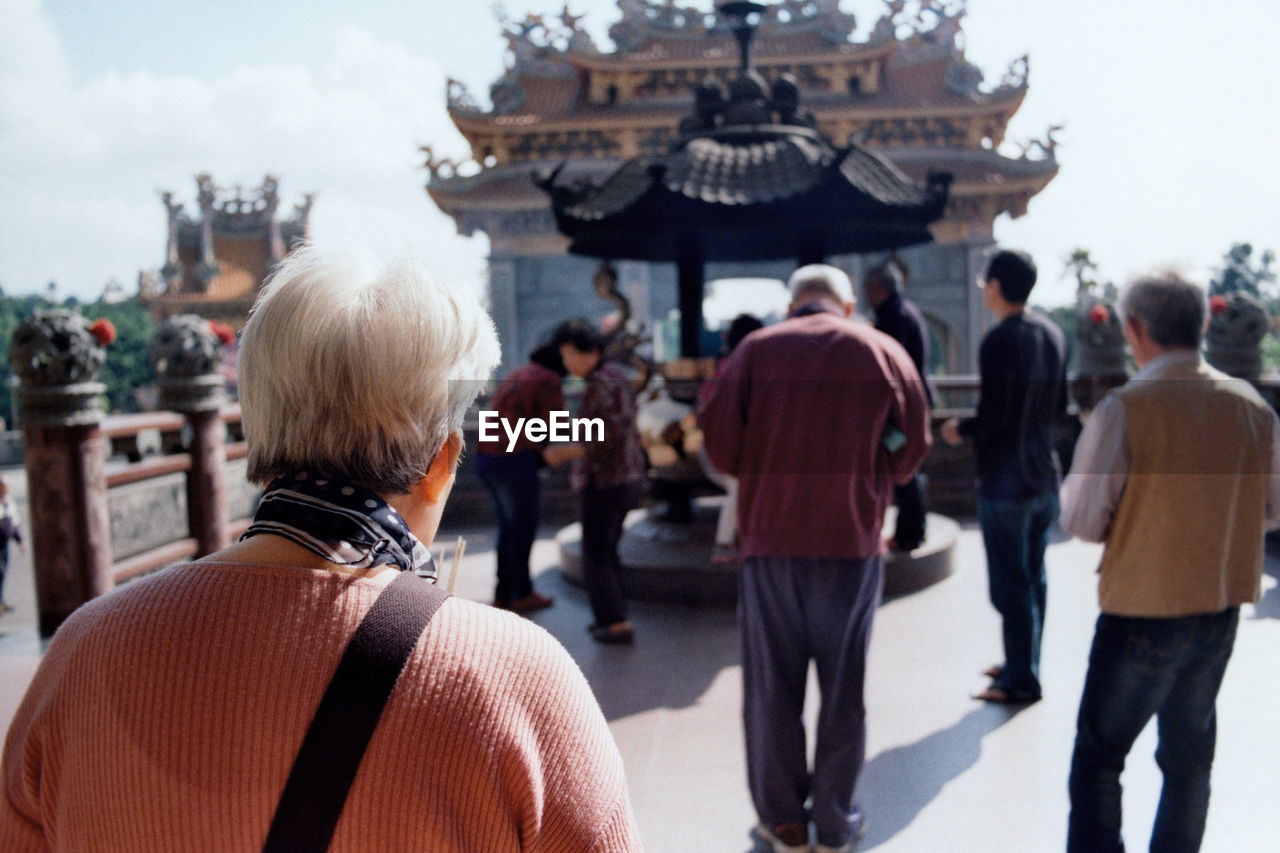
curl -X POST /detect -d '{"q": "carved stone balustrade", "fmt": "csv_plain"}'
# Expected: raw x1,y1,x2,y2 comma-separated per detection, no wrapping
10,309,113,635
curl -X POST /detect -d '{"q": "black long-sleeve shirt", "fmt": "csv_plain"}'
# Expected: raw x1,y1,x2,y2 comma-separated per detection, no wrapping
959,310,1067,499
873,292,933,407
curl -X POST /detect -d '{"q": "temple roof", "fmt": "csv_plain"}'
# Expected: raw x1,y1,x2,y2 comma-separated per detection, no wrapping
428,144,1054,211
448,0,1029,134
427,2,1059,243
537,2,953,266
452,54,1023,136
139,175,312,315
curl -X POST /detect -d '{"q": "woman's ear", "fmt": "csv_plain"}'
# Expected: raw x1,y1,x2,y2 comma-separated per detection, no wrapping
418,431,463,505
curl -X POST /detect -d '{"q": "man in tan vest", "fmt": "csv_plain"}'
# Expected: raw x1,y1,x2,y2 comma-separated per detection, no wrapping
1059,273,1280,853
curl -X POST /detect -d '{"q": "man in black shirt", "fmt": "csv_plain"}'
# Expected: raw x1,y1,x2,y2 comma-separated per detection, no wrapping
942,249,1067,704
865,261,932,551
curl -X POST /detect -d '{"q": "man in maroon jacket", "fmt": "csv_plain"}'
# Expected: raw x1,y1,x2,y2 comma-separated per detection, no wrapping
700,264,931,853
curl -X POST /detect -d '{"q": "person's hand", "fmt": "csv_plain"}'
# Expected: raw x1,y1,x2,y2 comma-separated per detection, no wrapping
940,417,964,447
682,427,704,457
542,444,586,468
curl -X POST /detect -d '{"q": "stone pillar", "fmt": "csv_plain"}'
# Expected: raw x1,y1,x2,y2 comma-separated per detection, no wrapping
1206,292,1268,382
1071,299,1128,411
10,310,113,636
150,315,229,556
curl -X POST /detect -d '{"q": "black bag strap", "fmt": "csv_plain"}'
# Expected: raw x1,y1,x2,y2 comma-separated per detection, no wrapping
263,572,450,852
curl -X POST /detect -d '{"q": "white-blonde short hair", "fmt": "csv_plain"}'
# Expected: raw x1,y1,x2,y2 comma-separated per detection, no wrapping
239,244,500,493
788,264,854,305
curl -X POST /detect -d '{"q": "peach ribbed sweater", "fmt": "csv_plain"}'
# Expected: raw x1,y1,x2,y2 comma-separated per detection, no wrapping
0,562,643,851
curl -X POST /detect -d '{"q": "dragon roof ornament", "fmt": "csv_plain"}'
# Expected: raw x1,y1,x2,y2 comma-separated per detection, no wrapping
610,0,855,50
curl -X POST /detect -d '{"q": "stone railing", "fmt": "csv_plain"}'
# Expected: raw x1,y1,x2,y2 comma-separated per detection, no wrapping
99,405,254,582
10,309,246,636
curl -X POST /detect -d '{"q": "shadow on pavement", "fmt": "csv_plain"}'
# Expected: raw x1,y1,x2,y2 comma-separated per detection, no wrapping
857,704,1028,849
522,566,741,722
1249,554,1280,620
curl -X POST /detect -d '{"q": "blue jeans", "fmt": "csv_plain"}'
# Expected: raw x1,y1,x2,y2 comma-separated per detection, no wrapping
1068,609,1238,853
475,452,541,602
978,491,1057,698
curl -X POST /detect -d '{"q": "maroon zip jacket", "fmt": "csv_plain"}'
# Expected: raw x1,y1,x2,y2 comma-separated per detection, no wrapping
699,310,931,560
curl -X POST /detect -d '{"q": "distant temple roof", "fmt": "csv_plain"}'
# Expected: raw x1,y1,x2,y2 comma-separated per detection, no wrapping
138,175,313,324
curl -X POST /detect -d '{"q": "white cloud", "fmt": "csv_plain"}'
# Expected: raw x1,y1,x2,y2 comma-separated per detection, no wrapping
0,5,485,300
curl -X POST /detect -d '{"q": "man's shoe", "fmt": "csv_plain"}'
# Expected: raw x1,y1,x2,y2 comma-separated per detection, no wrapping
754,822,810,853
814,818,867,852
588,621,635,644
506,591,554,615
972,684,1041,704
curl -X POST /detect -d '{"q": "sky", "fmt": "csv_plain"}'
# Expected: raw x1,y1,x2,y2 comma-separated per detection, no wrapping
1,0,1277,308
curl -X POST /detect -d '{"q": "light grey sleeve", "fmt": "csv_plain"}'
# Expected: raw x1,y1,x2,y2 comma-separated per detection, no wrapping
1267,411,1280,531
1059,394,1129,544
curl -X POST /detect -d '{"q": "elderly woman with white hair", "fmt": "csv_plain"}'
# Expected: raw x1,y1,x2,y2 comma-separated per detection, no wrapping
0,246,643,852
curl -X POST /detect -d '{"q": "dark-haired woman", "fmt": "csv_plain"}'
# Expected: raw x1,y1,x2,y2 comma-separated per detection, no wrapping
475,343,565,614
552,319,647,644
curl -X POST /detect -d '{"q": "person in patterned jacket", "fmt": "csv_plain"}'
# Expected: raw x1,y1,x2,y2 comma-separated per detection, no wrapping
551,319,647,644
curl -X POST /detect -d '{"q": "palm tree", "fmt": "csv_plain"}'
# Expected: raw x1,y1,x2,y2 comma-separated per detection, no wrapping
1062,248,1100,302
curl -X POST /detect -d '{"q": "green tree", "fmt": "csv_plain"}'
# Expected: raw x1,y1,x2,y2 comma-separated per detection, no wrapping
84,297,156,413
0,295,38,428
1063,248,1100,301
1061,247,1117,304
1209,242,1276,298
0,294,156,425
1040,303,1076,344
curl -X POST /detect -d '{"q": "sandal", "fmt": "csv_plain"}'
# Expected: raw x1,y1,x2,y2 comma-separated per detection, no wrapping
973,685,1040,705
588,621,634,645
983,664,1004,680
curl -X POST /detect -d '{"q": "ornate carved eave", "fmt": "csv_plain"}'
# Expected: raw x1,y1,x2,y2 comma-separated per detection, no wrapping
428,0,1057,242
609,0,856,52
143,174,313,303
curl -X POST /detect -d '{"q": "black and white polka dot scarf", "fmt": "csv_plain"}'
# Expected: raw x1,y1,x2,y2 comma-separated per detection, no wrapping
241,471,437,581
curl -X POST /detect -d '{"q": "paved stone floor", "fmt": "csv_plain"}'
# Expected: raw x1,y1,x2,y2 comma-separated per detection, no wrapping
0,469,1277,851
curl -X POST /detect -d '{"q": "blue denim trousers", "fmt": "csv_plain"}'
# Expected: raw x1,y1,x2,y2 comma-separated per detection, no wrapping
977,490,1058,698
475,452,541,602
1068,608,1239,853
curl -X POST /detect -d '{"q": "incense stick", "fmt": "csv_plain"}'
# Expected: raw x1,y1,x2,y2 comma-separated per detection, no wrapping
446,535,467,593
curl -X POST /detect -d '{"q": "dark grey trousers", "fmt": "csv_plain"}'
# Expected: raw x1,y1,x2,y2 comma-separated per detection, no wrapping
580,483,638,627
740,554,883,849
